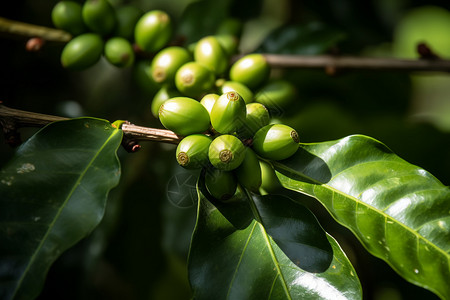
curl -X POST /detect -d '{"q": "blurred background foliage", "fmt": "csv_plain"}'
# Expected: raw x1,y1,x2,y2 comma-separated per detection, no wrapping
1,0,449,299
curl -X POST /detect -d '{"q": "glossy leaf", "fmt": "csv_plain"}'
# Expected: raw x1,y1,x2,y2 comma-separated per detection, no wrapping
273,134,450,299
188,175,362,299
0,118,122,300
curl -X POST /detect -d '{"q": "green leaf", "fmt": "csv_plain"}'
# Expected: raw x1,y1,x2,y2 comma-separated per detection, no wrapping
273,134,450,299
256,22,346,55
0,118,122,300
188,175,362,299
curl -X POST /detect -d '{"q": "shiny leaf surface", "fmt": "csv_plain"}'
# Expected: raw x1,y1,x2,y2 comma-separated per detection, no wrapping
188,175,362,299
0,118,122,300
273,134,450,299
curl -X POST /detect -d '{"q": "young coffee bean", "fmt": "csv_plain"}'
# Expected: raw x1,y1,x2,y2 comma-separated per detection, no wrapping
252,124,299,160
52,1,86,35
175,62,215,98
210,91,246,134
255,79,296,114
205,168,237,201
234,148,262,192
229,53,270,89
134,10,172,52
61,33,103,70
208,134,246,171
259,160,283,194
104,37,135,68
214,34,239,56
151,46,192,85
82,0,117,36
239,102,270,138
151,85,182,118
176,134,212,169
219,80,253,104
113,5,143,40
194,36,229,75
200,93,219,114
159,97,210,136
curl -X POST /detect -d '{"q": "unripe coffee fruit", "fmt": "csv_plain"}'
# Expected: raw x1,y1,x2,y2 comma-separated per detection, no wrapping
229,53,270,89
52,1,86,35
194,36,228,75
205,168,237,201
61,33,103,70
135,10,172,52
234,148,262,192
114,5,143,40
151,85,182,118
176,134,212,169
159,97,210,136
210,91,246,134
208,134,245,171
239,103,270,138
175,62,215,98
219,81,253,104
252,124,299,160
104,37,135,68
82,0,117,36
151,46,192,84
255,80,296,113
200,93,219,114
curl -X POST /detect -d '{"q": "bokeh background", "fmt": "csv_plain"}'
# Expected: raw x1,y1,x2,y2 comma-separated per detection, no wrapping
1,0,450,299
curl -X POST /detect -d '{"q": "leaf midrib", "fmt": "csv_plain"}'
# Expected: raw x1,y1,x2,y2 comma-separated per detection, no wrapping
11,127,120,299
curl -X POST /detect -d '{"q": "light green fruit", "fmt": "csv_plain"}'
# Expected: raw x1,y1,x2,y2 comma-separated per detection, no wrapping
52,1,86,35
151,85,182,118
82,0,117,36
229,53,270,89
176,134,212,169
104,37,135,68
205,168,237,201
234,148,261,192
200,93,219,114
259,160,283,194
239,103,270,138
114,5,143,40
219,80,253,104
135,10,172,52
252,124,299,160
61,33,103,70
159,97,210,136
194,36,229,75
132,60,159,96
208,134,246,171
151,46,192,84
175,62,215,98
255,79,296,113
210,91,246,134
215,34,239,56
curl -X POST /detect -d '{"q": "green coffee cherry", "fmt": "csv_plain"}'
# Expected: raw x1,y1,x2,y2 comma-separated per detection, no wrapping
114,5,143,40
194,36,228,75
104,37,135,68
151,46,192,84
135,10,172,52
229,53,270,89
176,134,212,169
205,168,237,201
259,160,283,194
208,134,246,171
175,62,215,98
132,60,159,96
252,124,299,160
151,85,182,118
82,0,117,36
200,93,219,114
52,1,86,35
210,91,246,134
159,97,210,136
234,148,262,192
61,33,103,70
219,81,253,104
239,103,270,138
255,80,296,113
215,34,239,56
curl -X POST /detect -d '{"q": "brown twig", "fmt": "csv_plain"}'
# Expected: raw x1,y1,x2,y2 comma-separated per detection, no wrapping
0,17,71,42
0,105,181,147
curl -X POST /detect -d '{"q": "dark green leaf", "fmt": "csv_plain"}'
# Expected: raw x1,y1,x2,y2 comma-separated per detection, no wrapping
188,175,362,299
0,118,122,300
273,134,450,299
256,22,346,55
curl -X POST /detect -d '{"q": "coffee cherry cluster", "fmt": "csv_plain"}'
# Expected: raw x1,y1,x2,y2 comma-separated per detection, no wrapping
52,0,171,70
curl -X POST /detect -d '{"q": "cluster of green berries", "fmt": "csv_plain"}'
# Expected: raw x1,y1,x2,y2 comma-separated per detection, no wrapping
52,0,171,70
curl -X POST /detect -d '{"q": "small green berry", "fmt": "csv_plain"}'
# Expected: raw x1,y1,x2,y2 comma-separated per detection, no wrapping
219,81,253,104
205,168,237,201
61,33,103,70
194,36,229,75
210,91,246,134
114,5,143,40
151,85,182,118
135,10,172,52
151,46,192,84
176,134,212,169
234,148,262,192
252,124,299,160
104,37,135,68
52,1,86,35
229,53,270,89
200,93,219,114
239,102,270,138
175,62,215,98
208,134,246,171
82,0,117,36
255,79,296,113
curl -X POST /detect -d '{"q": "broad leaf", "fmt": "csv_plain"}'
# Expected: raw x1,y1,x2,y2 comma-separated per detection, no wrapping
0,118,122,300
273,134,450,299
188,175,362,299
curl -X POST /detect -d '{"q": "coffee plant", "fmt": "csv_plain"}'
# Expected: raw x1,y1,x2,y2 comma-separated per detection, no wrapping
1,0,450,299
